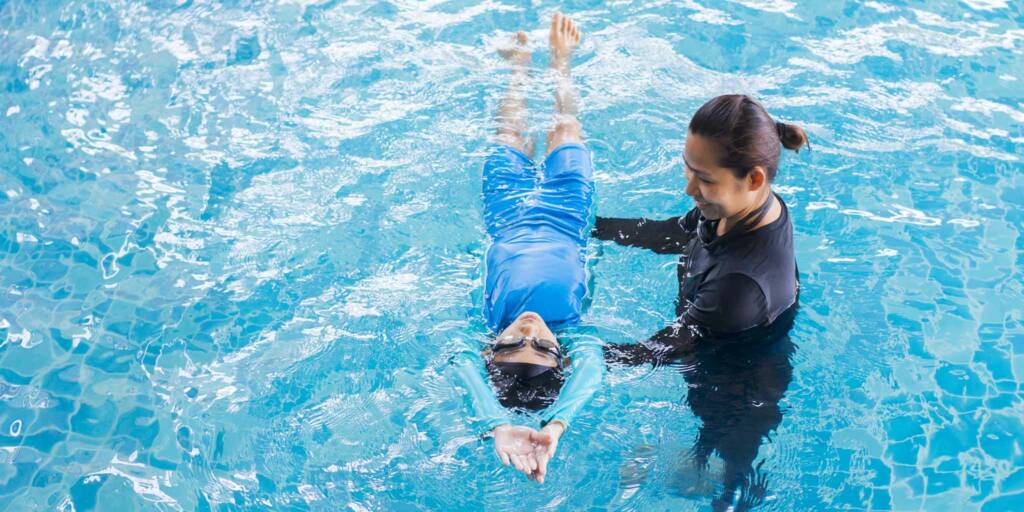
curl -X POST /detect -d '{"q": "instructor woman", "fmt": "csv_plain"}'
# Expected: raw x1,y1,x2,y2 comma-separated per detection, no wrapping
596,94,807,362
595,94,808,510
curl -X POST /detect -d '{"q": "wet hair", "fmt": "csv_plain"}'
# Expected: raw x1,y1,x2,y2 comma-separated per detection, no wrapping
688,94,809,182
486,362,565,411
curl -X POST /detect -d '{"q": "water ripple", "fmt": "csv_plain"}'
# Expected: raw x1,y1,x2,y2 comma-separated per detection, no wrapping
1,0,1022,510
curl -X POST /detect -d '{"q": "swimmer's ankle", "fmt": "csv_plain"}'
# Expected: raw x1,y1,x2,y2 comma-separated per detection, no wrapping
550,56,571,74
500,31,532,69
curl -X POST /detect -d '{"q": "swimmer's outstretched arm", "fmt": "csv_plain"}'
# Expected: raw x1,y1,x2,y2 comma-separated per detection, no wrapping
529,333,605,482
451,349,547,478
593,215,694,254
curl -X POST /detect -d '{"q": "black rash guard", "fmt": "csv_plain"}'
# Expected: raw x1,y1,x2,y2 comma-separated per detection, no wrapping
597,196,801,506
594,192,798,342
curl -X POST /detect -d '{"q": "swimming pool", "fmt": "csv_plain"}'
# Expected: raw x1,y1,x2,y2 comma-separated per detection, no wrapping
1,0,1022,510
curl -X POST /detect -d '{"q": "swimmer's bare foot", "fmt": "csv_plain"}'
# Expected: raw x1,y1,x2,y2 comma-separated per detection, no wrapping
498,31,531,68
549,12,580,72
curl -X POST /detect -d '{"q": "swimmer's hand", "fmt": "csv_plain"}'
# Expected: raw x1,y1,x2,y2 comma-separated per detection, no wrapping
529,421,565,484
492,425,541,479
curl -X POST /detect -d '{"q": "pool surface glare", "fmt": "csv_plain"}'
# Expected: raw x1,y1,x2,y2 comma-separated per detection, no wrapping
1,0,1023,510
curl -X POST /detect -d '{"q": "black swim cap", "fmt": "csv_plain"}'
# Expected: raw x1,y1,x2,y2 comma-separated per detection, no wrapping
486,362,566,411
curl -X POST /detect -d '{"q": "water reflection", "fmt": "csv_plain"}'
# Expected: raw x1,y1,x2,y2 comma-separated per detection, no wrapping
607,305,798,511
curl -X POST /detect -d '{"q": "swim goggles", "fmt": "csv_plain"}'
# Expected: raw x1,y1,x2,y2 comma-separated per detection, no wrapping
487,336,566,369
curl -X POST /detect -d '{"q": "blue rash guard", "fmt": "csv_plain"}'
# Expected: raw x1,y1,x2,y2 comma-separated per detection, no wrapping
453,143,604,433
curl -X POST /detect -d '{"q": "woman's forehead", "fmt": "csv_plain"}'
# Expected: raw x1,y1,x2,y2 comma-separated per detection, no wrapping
684,133,729,175
684,133,718,162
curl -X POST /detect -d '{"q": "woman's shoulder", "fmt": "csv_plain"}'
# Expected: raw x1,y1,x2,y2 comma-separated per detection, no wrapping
745,193,794,247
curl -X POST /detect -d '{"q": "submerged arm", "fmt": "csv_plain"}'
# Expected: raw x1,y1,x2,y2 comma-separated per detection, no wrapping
604,321,703,367
604,274,768,366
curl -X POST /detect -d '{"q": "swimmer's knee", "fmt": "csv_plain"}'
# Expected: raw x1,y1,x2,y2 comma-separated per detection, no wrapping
496,131,529,153
545,119,583,154
550,115,581,135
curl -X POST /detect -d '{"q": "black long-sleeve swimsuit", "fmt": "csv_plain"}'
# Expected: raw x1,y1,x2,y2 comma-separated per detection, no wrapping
594,193,799,363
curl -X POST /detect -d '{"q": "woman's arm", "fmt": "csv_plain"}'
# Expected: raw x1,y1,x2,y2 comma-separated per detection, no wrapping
541,335,605,430
451,348,551,480
450,349,512,433
592,216,692,254
603,274,769,367
604,321,703,367
682,273,767,335
522,335,604,482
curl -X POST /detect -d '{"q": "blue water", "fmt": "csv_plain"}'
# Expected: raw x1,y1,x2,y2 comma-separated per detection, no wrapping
1,0,1022,510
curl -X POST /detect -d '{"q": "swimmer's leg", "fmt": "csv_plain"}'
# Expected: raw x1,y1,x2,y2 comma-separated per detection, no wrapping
545,12,582,156
483,31,540,236
527,14,591,239
496,31,534,156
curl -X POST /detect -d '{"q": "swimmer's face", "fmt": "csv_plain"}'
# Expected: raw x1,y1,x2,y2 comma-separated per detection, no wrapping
683,131,768,221
491,312,560,367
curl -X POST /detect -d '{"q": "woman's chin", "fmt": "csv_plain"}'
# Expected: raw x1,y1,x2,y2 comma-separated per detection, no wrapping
697,207,720,219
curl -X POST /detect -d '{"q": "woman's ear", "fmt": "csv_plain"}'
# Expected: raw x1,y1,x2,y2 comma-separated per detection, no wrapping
747,166,767,190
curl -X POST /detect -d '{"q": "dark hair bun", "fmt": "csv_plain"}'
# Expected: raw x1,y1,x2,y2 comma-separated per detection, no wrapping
776,121,809,153
689,95,806,182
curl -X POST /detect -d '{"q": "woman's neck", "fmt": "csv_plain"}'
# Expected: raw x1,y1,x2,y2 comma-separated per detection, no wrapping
717,189,779,237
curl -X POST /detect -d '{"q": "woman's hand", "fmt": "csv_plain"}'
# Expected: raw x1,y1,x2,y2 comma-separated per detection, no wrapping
492,425,540,478
491,423,566,483
529,421,565,484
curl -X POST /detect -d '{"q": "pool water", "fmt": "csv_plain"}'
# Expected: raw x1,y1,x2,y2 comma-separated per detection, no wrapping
1,0,1023,510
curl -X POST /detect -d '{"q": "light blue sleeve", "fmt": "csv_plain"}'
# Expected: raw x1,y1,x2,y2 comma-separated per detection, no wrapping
450,343,513,434
541,335,605,429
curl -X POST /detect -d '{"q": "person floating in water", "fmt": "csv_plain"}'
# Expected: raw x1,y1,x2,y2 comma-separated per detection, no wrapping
595,95,807,509
451,13,603,484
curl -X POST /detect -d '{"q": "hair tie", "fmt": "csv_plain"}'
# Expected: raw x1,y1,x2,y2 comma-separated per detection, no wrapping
775,121,786,140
